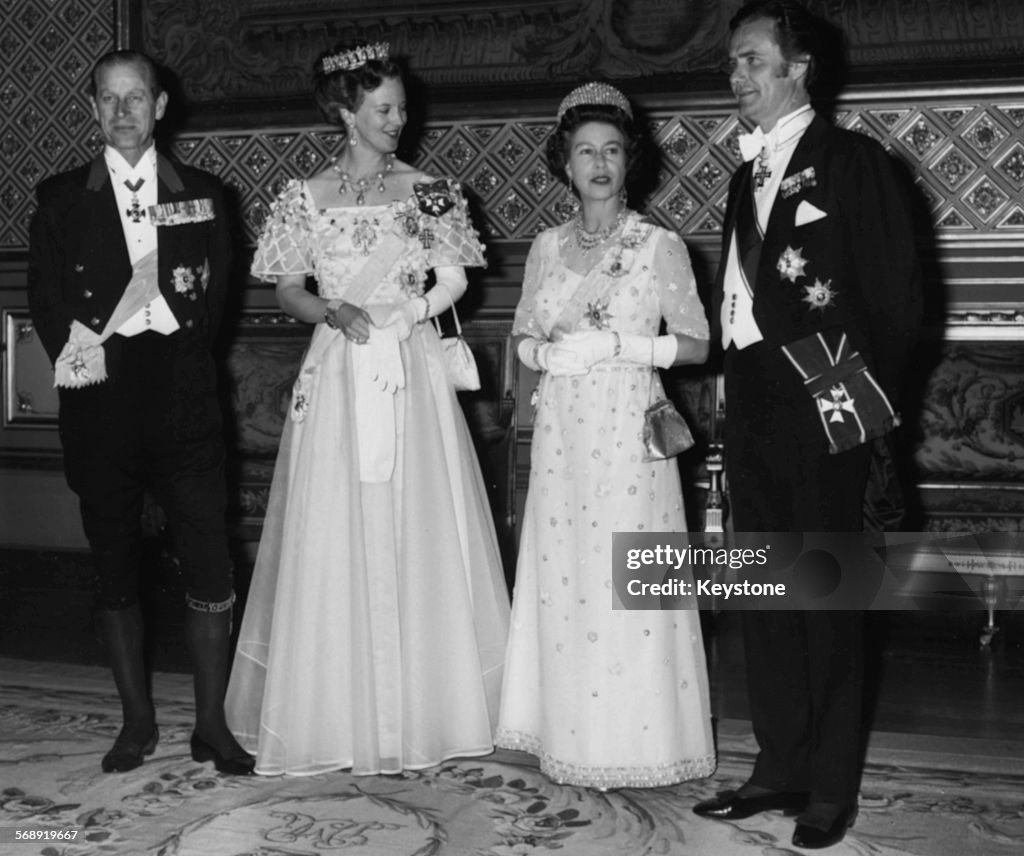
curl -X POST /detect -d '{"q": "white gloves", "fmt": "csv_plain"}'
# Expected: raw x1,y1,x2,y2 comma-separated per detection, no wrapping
517,337,587,376
557,331,618,369
518,331,680,374
360,325,405,393
380,298,427,341
379,266,468,340
619,333,678,368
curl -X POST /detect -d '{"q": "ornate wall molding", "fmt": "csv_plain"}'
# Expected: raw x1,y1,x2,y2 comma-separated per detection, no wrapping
825,0,1024,67
135,0,1024,112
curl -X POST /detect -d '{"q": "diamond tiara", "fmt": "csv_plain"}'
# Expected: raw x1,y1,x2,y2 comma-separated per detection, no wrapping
556,82,633,120
320,42,390,75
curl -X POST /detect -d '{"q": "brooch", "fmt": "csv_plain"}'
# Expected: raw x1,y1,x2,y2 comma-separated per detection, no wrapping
585,298,613,329
776,245,809,283
414,180,455,217
780,167,816,199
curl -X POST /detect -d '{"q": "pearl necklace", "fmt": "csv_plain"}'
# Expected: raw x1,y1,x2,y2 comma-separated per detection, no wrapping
573,209,626,251
331,154,394,205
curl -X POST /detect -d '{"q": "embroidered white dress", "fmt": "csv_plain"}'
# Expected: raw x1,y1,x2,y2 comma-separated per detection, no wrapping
226,178,511,776
496,213,716,788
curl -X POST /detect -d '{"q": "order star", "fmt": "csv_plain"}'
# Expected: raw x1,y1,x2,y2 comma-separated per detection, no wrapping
777,245,809,282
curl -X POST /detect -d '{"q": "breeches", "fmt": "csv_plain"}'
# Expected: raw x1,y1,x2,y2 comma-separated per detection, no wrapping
58,332,232,610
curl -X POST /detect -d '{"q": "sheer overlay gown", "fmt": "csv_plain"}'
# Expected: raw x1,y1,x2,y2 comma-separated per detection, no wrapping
226,178,511,776
496,212,716,788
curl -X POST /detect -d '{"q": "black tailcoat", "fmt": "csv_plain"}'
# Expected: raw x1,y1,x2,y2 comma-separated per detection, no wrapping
27,153,234,607
713,114,922,806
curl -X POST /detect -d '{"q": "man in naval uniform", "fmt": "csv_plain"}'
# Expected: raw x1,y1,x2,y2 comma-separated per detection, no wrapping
28,49,253,776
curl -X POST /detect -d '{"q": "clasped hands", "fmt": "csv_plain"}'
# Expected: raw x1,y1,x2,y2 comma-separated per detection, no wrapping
539,330,619,376
327,298,428,393
328,298,425,344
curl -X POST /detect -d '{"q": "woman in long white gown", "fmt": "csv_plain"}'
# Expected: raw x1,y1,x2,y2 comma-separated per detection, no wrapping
496,82,716,789
225,43,510,776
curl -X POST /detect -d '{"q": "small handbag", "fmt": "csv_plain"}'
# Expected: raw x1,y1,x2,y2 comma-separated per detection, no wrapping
433,302,481,392
641,371,694,462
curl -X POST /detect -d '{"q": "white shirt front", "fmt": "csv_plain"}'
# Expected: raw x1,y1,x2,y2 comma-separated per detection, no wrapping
105,145,179,336
721,105,815,349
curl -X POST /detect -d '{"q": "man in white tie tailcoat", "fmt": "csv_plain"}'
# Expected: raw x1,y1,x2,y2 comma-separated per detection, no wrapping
693,2,921,849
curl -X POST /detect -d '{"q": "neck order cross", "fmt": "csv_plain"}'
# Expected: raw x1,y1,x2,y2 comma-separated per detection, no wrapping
124,178,146,222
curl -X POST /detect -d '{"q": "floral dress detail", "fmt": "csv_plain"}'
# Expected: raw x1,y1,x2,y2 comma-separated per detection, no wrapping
225,178,511,776
496,212,716,788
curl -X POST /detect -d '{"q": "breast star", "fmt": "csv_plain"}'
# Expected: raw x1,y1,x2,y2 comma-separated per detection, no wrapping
776,245,809,282
802,278,837,310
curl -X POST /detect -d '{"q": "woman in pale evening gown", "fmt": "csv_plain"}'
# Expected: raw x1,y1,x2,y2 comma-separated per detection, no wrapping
225,42,510,776
495,82,716,789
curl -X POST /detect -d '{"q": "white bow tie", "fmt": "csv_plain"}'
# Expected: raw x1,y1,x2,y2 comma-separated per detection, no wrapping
738,128,768,162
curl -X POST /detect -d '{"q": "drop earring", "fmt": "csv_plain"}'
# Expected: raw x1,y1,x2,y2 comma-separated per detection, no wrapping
553,185,580,223
348,126,358,147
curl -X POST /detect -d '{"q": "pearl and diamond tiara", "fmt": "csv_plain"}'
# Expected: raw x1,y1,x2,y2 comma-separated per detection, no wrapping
320,41,390,75
556,82,632,120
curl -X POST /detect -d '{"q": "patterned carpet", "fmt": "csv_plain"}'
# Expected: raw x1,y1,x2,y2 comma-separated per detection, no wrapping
1,658,1022,856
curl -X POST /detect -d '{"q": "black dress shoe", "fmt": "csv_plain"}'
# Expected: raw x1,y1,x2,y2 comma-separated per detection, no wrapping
190,732,256,776
694,789,808,820
101,724,159,773
792,807,857,849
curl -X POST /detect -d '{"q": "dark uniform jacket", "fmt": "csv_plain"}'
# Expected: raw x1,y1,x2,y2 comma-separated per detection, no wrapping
28,153,230,371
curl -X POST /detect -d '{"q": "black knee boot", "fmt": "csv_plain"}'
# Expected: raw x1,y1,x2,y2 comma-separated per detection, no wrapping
96,604,158,772
184,604,254,775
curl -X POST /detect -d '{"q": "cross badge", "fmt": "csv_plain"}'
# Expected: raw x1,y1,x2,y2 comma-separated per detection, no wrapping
753,148,772,189
124,178,146,223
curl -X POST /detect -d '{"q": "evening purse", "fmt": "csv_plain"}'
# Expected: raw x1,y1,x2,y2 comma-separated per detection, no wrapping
433,302,481,392
641,357,694,462
641,397,695,462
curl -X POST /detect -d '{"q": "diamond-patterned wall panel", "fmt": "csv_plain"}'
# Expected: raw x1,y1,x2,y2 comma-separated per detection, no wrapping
5,12,1024,253
0,0,114,250
155,92,1022,249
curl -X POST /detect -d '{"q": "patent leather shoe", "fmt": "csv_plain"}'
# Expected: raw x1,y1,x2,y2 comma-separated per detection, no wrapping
792,807,857,849
190,732,256,776
101,723,159,773
693,789,808,820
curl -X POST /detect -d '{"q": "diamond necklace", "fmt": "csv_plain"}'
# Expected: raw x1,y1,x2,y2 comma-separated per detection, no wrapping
331,154,395,205
573,208,626,251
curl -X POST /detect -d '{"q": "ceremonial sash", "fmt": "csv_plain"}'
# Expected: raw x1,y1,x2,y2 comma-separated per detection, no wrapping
781,328,898,454
549,213,653,336
289,217,409,483
53,249,159,388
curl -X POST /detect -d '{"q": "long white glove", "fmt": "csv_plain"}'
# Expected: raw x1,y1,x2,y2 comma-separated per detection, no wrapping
422,266,468,318
380,266,468,340
379,298,426,341
517,337,588,376
361,324,405,393
556,331,618,369
539,330,678,370
618,333,679,368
